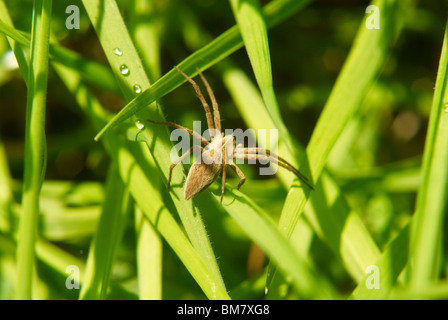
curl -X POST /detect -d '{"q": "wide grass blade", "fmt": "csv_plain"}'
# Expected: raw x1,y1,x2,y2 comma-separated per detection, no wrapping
129,0,163,300
408,20,448,288
81,0,226,291
16,0,52,300
52,62,231,299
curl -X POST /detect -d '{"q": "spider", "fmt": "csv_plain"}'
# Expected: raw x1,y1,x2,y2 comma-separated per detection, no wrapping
148,67,313,203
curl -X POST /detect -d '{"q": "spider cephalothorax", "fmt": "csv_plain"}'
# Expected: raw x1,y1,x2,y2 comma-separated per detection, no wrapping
148,67,313,203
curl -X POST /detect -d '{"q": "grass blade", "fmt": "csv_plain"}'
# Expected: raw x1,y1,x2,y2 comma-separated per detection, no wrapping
135,206,162,300
0,0,29,86
351,222,410,299
52,62,231,299
230,0,294,154
408,20,448,288
129,0,163,300
214,185,337,299
222,65,380,290
277,0,408,245
16,0,52,300
79,165,130,300
81,0,226,290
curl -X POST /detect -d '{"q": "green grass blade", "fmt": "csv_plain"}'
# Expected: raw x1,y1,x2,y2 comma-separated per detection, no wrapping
351,222,410,299
214,185,337,299
0,0,29,86
222,64,380,289
390,282,448,300
277,0,408,244
79,165,130,300
129,0,163,300
0,138,13,233
81,0,226,291
16,0,52,300
408,20,448,288
53,62,231,300
129,0,161,82
114,140,231,299
135,206,162,300
81,0,150,100
230,0,294,153
93,0,313,141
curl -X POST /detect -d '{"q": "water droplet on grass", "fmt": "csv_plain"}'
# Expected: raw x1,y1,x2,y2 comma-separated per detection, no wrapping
136,120,145,130
133,84,142,94
120,64,129,76
113,48,123,56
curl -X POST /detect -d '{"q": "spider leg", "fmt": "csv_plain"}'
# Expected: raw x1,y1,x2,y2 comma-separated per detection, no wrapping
168,145,205,192
196,68,221,132
221,141,227,204
237,148,307,180
174,66,216,139
234,152,314,190
229,163,246,190
147,120,209,146
236,147,309,182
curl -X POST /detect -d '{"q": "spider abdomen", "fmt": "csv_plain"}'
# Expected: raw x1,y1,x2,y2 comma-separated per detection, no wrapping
184,162,222,200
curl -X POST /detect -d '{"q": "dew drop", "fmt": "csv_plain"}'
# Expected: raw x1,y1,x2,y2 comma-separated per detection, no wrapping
133,84,142,94
444,103,448,113
113,48,123,56
120,64,129,76
136,120,145,130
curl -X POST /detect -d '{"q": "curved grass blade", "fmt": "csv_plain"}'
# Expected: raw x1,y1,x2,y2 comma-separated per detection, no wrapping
16,0,52,300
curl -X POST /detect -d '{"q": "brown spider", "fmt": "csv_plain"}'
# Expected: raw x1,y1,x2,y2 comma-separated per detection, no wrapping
148,67,313,203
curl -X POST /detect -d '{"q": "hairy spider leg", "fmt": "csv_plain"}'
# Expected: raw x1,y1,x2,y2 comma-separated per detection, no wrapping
229,163,246,190
175,66,216,140
196,68,221,133
220,140,227,204
238,147,309,182
234,152,314,190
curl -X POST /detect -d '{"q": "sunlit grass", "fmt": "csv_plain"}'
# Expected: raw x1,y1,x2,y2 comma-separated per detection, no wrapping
0,0,447,300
